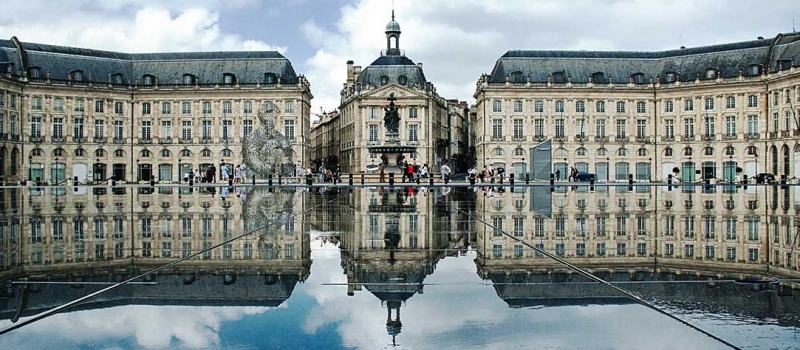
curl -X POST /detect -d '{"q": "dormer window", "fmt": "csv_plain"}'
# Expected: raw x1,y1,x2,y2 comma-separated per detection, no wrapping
222,73,235,86
398,75,408,85
380,75,389,86
777,60,792,71
510,71,524,83
264,73,277,84
631,73,645,84
71,70,84,81
28,67,41,79
111,73,123,85
142,74,155,86
183,74,194,85
705,69,717,80
552,71,566,84
591,72,606,84
748,64,761,76
664,72,677,83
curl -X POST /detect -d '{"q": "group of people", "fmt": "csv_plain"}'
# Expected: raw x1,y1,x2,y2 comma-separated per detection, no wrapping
555,166,581,182
185,163,247,184
468,164,505,183
401,162,429,182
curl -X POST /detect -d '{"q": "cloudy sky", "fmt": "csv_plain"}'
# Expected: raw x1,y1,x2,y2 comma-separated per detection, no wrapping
1,0,799,117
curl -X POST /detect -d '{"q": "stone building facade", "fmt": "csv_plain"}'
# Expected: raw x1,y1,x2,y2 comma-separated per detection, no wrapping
0,37,311,184
475,33,800,182
322,12,450,174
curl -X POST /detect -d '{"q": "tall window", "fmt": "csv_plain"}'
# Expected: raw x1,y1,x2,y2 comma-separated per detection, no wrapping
492,100,502,113
160,120,171,139
114,101,123,115
114,121,124,140
684,99,693,111
555,118,565,138
636,101,646,113
181,121,192,140
575,100,585,113
513,119,523,139
223,101,232,114
665,100,673,113
725,116,736,137
664,119,674,139
368,125,378,142
285,100,294,114
202,120,212,139
616,101,625,113
636,119,646,138
726,96,735,109
704,97,714,110
94,120,104,138
492,119,503,138
30,117,42,137
243,120,253,137
408,124,418,142
747,115,759,135
53,118,64,138
141,121,151,140
161,102,171,115
244,101,252,114
535,119,545,138
54,98,64,112
555,100,564,113
142,102,151,115
409,107,418,118
596,100,605,113
513,100,523,113
75,99,84,112
73,118,84,138
202,101,211,114
747,95,758,108
575,118,585,138
595,119,606,138
534,100,543,113
180,102,191,114
615,119,626,138
32,96,42,110
684,118,694,137
222,119,233,139
703,117,714,136
283,120,294,139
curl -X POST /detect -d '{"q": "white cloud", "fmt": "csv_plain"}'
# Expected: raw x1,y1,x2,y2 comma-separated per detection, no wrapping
0,2,285,54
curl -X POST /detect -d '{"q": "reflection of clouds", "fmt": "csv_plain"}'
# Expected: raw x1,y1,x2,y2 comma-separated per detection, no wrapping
300,251,724,350
0,305,270,349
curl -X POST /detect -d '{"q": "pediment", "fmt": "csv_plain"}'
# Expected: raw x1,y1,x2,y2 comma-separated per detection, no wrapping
362,83,426,99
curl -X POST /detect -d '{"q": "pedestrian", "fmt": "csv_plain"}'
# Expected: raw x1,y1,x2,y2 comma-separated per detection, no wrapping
440,160,452,184
206,165,214,184
194,169,202,183
379,164,386,183
555,169,561,181
209,164,217,183
240,162,247,183
479,166,487,183
421,164,428,179
183,171,190,183
468,166,477,184
221,164,229,182
406,163,414,182
234,165,241,184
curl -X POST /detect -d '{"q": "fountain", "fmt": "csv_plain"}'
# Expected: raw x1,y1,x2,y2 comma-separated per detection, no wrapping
242,102,296,180
368,93,416,174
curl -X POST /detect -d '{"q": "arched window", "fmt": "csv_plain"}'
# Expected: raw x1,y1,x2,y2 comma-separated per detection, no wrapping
617,148,628,156
597,148,607,156
200,149,212,157
111,73,124,85
160,149,171,157
704,147,714,155
114,149,125,157
663,72,677,83
180,149,192,157
28,67,41,79
510,71,524,83
748,64,761,76
493,147,504,156
30,148,43,157
631,73,646,84
664,147,673,157
70,70,84,81
95,149,106,157
74,148,86,157
554,148,567,157
724,146,735,156
183,74,194,85
552,71,566,84
616,101,626,113
746,146,758,155
222,149,233,157
142,74,155,86
514,148,525,156
591,72,606,84
53,148,66,157
264,73,277,84
683,147,693,156
637,148,648,157
575,148,587,156
705,69,717,80
140,150,151,158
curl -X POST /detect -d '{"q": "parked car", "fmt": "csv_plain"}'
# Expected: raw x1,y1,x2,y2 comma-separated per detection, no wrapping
754,173,775,184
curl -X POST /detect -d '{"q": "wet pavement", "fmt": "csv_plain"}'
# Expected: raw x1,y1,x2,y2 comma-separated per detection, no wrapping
0,184,798,349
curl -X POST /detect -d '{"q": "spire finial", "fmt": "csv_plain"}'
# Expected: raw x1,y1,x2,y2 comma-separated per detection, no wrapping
391,0,395,20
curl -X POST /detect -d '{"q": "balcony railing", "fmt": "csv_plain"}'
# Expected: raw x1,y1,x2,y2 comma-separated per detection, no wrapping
93,137,107,143
179,137,192,144
201,137,212,143
113,138,126,144
158,137,172,144
52,136,65,142
139,138,152,144
702,134,714,141
746,133,760,140
29,136,43,143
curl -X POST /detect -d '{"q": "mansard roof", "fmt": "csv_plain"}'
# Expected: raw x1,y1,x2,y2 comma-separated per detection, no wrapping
488,33,800,84
0,37,299,85
356,54,427,88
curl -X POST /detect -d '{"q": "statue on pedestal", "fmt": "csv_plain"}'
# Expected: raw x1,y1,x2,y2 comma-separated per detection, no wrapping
383,93,400,134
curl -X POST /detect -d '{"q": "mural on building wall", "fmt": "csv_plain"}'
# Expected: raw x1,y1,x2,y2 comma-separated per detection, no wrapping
242,102,295,178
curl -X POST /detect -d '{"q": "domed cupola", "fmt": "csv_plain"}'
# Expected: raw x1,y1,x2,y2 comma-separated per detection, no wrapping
385,10,401,56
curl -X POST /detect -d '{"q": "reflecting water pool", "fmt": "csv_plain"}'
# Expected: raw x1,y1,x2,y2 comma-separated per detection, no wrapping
0,184,798,349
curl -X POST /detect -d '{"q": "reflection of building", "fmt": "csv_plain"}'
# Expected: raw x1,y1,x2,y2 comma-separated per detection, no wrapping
476,185,800,284
318,12,449,173
475,33,800,182
334,187,466,344
0,187,310,319
0,37,311,184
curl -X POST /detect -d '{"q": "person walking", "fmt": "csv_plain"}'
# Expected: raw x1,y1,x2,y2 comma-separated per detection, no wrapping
209,164,217,183
440,160,452,184
221,163,230,182
555,169,561,181
240,162,247,183
421,164,429,180
194,169,202,184
233,165,241,184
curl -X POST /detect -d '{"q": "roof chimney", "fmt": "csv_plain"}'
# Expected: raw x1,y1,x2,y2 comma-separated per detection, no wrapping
757,36,764,40
417,62,423,69
347,60,355,83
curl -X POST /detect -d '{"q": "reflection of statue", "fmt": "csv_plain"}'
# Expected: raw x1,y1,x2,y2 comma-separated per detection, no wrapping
383,93,400,134
242,102,295,178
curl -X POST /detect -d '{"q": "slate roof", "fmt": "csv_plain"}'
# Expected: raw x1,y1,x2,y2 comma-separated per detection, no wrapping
356,55,427,87
488,33,800,84
0,37,299,85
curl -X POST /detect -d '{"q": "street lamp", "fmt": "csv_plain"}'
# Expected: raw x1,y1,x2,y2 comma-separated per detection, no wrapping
28,155,32,182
